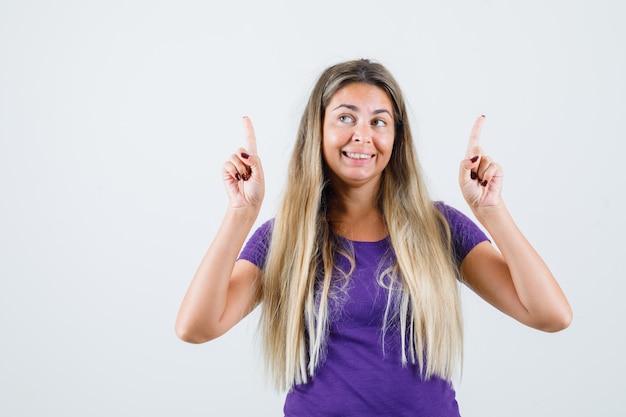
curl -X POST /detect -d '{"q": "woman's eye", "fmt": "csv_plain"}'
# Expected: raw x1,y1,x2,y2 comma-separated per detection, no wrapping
372,119,386,127
339,115,354,123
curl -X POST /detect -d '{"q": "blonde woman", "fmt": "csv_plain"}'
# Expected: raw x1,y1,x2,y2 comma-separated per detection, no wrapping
176,59,572,416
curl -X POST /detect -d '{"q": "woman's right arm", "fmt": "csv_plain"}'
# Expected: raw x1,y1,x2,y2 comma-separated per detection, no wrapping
175,117,265,343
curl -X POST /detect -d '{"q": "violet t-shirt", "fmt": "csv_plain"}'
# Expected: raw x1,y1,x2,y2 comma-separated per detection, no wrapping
239,202,488,417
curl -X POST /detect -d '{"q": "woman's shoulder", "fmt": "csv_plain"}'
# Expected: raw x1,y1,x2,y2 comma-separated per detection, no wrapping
434,201,481,230
434,201,467,222
433,201,489,264
238,218,274,268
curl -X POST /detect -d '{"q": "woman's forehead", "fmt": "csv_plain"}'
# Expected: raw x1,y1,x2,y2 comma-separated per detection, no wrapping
326,83,394,113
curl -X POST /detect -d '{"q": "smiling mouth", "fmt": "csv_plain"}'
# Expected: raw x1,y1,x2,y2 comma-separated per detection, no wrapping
343,151,374,160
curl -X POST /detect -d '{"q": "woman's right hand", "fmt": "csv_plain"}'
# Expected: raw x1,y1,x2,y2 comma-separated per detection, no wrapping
177,118,264,343
222,116,265,209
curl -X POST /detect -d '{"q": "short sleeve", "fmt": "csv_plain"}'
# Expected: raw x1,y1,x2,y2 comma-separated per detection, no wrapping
238,219,274,269
435,202,490,265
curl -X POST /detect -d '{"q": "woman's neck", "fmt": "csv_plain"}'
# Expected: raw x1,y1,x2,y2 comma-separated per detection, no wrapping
326,191,387,242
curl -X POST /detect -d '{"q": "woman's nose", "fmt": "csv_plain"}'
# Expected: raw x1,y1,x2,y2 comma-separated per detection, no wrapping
352,122,371,143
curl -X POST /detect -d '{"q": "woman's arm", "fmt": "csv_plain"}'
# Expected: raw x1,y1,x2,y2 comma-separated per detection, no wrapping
175,117,266,343
458,116,572,332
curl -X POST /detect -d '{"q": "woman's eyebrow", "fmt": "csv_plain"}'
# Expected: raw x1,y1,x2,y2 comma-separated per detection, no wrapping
372,109,392,117
332,104,392,117
332,104,358,112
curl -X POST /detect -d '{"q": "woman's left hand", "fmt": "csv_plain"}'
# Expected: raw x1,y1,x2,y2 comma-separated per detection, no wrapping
459,115,504,211
457,116,572,332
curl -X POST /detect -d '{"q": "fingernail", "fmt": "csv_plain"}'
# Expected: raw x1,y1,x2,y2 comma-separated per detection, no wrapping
242,173,248,181
236,173,241,181
470,156,479,163
481,180,488,187
241,152,250,159
481,114,486,118
470,172,477,180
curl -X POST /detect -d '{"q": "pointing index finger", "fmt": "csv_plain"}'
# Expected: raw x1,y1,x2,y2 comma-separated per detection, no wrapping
242,116,258,156
466,115,485,158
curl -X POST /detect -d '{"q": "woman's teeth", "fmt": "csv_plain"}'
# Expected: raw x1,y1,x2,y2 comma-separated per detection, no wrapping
344,152,373,159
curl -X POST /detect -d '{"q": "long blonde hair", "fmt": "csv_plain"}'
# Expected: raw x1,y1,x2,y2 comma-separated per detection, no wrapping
260,59,462,391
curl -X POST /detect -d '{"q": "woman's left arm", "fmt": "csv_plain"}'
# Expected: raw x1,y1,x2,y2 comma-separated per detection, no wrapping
458,116,572,332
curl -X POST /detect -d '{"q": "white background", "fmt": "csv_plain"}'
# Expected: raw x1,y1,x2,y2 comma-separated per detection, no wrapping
1,1,624,416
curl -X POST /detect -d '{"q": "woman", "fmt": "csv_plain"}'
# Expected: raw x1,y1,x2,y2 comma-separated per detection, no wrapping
175,59,572,416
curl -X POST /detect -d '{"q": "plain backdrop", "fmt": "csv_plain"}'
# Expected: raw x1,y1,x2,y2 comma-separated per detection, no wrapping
1,1,624,416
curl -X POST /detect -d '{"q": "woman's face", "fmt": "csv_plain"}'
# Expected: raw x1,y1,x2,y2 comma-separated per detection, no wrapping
322,82,395,190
